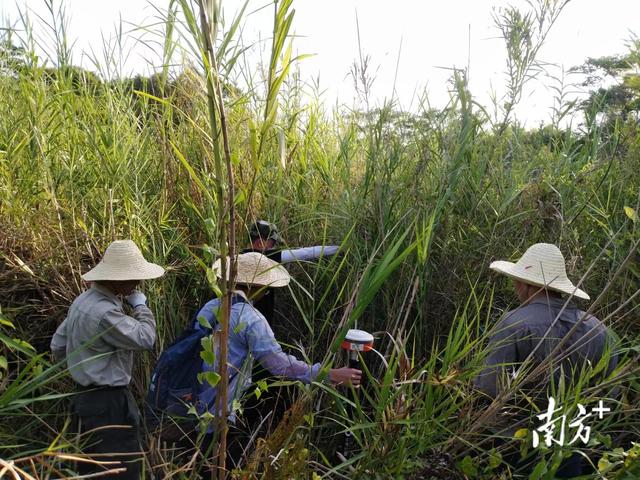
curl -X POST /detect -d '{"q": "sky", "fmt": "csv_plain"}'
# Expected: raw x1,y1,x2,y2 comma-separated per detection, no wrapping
1,0,639,126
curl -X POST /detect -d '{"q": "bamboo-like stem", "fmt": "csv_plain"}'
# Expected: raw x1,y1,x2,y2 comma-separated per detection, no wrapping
196,0,236,477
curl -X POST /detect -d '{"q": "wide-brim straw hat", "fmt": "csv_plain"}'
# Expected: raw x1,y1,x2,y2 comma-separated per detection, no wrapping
489,243,589,300
82,240,165,281
213,252,290,287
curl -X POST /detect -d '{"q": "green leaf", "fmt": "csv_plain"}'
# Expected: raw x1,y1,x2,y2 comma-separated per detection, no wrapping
248,118,259,168
457,455,478,477
200,349,215,365
234,188,246,206
201,411,215,422
170,140,214,204
303,413,314,426
197,315,212,330
597,456,612,473
0,317,15,329
624,206,638,223
133,90,170,105
529,460,547,480
488,450,502,469
204,217,216,239
201,336,213,351
0,356,7,370
202,244,219,258
12,338,35,353
233,322,247,334
514,428,529,439
197,371,220,387
200,335,216,365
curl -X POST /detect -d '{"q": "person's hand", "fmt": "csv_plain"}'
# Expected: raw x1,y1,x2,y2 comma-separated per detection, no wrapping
329,367,362,387
125,290,147,308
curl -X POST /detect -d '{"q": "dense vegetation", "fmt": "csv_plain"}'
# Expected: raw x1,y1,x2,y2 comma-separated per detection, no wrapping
1,0,639,478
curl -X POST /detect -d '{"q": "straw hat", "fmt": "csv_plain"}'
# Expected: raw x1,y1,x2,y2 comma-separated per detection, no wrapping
82,240,165,281
213,252,290,287
490,243,589,300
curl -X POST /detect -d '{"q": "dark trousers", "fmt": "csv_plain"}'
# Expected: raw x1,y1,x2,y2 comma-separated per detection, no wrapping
242,365,292,431
72,386,142,479
555,453,584,477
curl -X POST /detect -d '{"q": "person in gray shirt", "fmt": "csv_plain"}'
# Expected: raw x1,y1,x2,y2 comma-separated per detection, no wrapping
474,243,618,477
51,239,164,479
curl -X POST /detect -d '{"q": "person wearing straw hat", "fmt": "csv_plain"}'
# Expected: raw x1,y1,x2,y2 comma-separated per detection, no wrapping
51,239,165,480
474,243,618,477
243,219,340,323
193,252,360,464
241,220,342,437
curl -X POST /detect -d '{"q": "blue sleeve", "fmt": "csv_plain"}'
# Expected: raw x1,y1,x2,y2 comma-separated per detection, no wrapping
241,304,320,383
194,299,220,331
240,303,281,356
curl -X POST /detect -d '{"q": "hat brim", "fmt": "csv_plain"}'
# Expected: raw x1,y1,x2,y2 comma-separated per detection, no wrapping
250,232,283,244
490,260,590,300
270,232,283,244
214,257,290,288
81,262,165,281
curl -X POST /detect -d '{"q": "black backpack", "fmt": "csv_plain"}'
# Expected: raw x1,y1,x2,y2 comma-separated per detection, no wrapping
146,295,246,434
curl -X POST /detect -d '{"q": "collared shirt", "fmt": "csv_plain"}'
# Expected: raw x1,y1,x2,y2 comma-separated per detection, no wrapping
194,291,321,420
50,283,156,387
474,296,618,398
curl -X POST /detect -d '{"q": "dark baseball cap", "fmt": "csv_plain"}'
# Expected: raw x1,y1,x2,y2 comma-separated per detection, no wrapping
249,220,283,244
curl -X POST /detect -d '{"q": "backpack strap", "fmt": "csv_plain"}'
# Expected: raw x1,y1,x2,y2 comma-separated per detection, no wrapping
193,294,248,331
230,293,247,306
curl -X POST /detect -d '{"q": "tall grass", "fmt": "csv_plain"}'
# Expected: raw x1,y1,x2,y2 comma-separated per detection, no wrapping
0,0,639,478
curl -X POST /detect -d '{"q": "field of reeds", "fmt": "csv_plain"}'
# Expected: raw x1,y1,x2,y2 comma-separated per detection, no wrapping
1,0,639,478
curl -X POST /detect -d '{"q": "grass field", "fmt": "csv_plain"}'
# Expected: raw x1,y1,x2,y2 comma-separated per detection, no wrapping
1,0,639,478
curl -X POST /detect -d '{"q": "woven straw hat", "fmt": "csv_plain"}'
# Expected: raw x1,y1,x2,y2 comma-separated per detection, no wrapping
490,243,589,300
82,240,165,281
213,252,290,287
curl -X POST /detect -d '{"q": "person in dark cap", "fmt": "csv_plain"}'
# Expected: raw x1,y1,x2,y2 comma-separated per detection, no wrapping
243,220,339,323
248,220,284,252
241,220,340,442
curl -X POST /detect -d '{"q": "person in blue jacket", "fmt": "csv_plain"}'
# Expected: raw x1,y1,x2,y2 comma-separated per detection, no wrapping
240,220,342,443
194,252,360,465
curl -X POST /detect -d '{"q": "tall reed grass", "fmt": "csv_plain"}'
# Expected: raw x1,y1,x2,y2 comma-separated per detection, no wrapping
0,0,639,478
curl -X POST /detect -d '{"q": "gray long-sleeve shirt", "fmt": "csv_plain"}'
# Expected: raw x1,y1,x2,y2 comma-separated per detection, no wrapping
474,297,618,399
50,283,156,387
